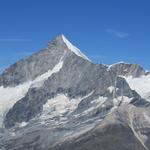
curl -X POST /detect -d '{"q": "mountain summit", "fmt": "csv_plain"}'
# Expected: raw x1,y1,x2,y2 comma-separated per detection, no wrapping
50,34,91,61
0,34,90,87
0,35,150,150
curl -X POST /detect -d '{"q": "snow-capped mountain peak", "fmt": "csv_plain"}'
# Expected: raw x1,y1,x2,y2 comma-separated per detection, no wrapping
60,34,91,61
1,35,150,150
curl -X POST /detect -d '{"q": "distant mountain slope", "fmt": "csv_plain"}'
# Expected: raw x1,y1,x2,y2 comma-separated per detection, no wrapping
108,62,147,77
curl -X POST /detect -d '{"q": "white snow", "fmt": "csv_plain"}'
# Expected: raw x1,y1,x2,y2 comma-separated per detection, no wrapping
107,61,129,70
31,60,63,87
41,91,94,119
82,96,107,115
19,122,28,127
42,95,77,116
91,96,107,105
82,107,95,115
107,86,115,93
125,75,150,101
113,96,133,106
0,82,32,127
61,35,91,61
82,96,132,116
0,60,64,127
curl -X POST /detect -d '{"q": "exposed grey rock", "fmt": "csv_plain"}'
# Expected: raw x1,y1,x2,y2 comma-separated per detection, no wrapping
2,105,150,150
51,105,150,150
4,51,144,128
0,35,73,87
108,62,146,78
52,124,146,150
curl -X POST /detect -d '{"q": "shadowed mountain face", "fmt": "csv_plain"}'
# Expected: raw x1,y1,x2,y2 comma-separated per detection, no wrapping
0,35,150,150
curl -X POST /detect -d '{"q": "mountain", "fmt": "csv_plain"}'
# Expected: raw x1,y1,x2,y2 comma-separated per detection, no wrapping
108,62,147,77
0,35,150,150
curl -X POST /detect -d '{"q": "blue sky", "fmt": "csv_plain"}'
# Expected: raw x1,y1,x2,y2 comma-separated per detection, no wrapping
0,0,150,72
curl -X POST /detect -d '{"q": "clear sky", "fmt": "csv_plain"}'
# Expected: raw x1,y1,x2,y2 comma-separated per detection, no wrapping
0,0,150,72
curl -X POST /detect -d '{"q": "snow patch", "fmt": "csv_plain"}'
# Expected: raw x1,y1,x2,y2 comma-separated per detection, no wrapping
62,35,90,61
43,95,74,116
83,97,107,115
107,86,118,93
41,91,94,119
0,82,32,127
107,61,129,70
113,96,133,106
31,60,63,87
19,122,28,127
125,75,150,101
91,97,107,105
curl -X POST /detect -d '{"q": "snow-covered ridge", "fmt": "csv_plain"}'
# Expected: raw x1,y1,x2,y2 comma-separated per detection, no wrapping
31,60,63,87
107,61,129,70
61,35,91,62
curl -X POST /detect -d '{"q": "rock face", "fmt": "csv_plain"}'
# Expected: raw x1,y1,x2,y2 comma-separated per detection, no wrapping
3,35,144,128
108,62,146,78
0,35,72,87
0,35,150,150
51,105,150,150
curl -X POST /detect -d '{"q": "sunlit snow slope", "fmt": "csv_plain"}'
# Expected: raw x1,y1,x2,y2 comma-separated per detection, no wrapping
125,75,150,101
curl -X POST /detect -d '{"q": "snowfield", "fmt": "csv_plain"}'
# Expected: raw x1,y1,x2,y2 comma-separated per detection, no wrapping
41,92,94,119
125,74,150,101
